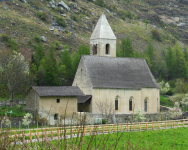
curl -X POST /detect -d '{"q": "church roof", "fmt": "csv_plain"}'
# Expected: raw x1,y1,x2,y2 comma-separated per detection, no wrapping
90,13,116,40
32,86,85,97
81,55,160,89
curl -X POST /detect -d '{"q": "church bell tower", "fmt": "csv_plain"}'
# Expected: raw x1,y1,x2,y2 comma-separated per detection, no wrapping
90,13,116,57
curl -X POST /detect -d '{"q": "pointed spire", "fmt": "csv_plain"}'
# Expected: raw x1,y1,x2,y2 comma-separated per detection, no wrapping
90,13,116,40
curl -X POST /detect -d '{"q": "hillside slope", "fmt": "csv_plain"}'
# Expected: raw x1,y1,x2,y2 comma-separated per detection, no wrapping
0,0,188,60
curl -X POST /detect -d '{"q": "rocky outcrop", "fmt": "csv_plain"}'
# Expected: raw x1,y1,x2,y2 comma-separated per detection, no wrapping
49,0,55,9
58,1,70,11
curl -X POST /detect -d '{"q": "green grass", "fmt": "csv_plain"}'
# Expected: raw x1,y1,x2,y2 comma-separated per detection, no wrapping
160,95,174,108
47,127,188,149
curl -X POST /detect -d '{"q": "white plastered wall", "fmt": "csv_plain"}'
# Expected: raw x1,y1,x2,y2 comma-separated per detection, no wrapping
90,39,116,57
91,88,160,114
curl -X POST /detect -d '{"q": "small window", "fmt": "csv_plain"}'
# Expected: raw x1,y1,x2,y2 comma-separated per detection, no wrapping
93,44,97,55
106,44,110,54
57,99,60,103
115,97,118,110
129,98,133,111
144,99,147,112
54,114,58,120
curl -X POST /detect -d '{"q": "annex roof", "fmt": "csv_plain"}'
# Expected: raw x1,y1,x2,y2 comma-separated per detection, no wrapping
77,95,92,104
90,13,116,40
81,55,160,89
32,86,85,97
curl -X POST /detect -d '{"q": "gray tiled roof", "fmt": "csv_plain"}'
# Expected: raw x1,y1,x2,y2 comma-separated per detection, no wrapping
90,13,116,40
32,86,85,97
82,55,160,89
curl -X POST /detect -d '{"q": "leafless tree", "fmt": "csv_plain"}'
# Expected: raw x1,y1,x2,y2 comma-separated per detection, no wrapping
95,98,115,122
0,50,32,102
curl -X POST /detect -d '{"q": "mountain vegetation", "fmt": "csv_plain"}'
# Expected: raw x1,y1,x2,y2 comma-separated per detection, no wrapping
1,0,188,100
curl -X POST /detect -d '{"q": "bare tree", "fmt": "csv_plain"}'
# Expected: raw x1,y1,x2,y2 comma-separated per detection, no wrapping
95,98,115,122
0,50,31,102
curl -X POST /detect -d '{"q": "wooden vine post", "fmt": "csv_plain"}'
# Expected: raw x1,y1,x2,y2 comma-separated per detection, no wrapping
152,122,154,130
22,131,25,142
51,129,53,139
29,130,32,142
120,124,122,132
83,127,86,135
36,129,39,139
158,122,160,129
44,129,46,138
14,131,17,145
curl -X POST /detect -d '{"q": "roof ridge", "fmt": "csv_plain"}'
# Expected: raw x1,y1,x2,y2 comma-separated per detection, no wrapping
82,55,145,60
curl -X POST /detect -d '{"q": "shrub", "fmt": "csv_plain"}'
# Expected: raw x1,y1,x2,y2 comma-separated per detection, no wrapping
102,119,107,124
151,29,162,42
37,11,48,21
121,15,126,20
57,16,67,27
6,38,17,51
166,88,174,95
168,80,176,88
30,1,40,9
53,41,60,50
94,0,104,7
105,4,117,12
1,34,9,42
73,15,78,22
174,34,179,40
116,9,137,20
34,34,41,43
143,19,149,24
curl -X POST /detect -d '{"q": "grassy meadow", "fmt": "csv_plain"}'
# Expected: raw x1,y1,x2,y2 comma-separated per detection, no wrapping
18,127,188,149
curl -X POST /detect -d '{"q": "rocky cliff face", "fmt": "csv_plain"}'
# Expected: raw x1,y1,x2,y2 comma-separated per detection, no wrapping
134,0,188,44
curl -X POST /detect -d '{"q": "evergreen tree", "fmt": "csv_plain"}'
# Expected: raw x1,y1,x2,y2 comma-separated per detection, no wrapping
120,37,134,57
146,42,155,61
173,43,188,80
133,50,141,58
45,44,59,85
37,59,46,86
166,45,176,79
72,44,90,76
34,42,45,68
145,42,155,73
60,46,73,82
184,46,188,65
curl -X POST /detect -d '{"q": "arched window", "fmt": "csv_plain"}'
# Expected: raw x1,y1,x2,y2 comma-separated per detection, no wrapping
129,97,133,111
106,44,110,54
93,44,97,55
115,96,118,110
144,99,147,112
54,114,58,120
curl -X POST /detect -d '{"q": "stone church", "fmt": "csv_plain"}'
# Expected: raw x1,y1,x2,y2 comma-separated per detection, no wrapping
73,13,160,114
